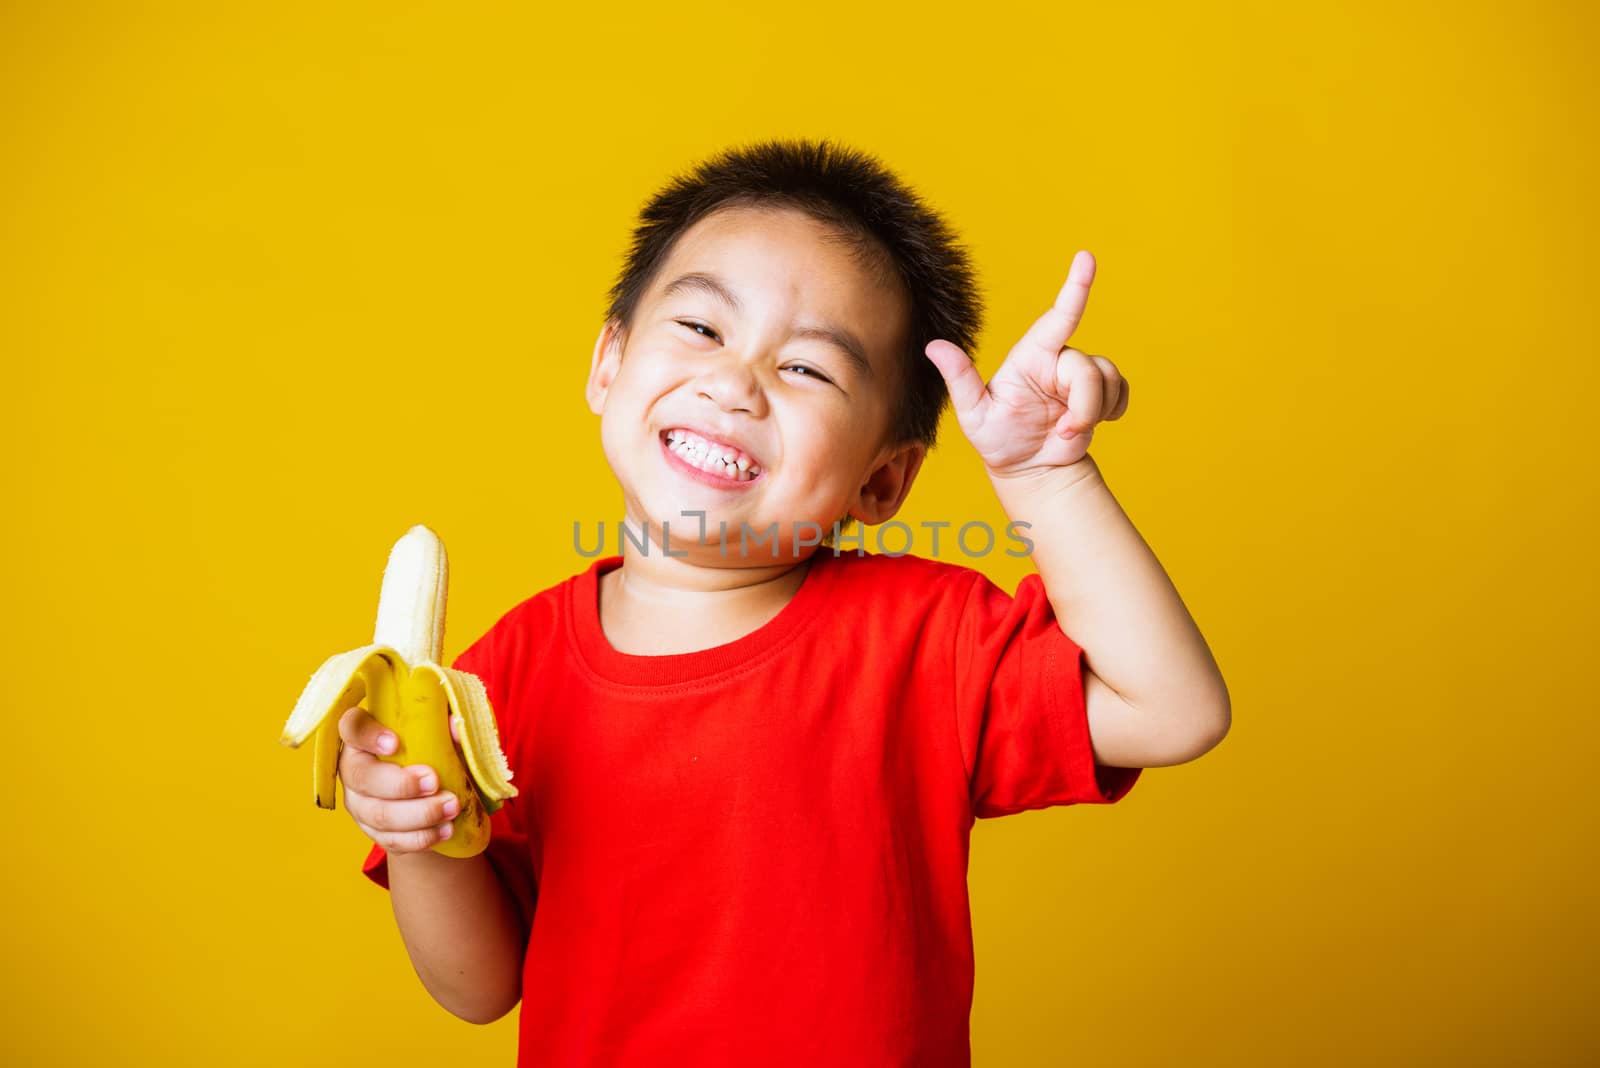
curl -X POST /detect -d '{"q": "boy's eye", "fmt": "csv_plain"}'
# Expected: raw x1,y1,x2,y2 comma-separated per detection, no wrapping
676,320,720,341
784,364,834,385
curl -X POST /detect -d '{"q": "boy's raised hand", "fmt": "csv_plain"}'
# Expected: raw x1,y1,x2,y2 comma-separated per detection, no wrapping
923,250,1129,480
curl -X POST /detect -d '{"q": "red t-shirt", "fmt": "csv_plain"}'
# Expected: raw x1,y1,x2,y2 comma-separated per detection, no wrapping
362,549,1140,1066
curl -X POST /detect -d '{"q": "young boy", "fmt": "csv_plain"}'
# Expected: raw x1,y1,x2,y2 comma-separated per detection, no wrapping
340,138,1230,1066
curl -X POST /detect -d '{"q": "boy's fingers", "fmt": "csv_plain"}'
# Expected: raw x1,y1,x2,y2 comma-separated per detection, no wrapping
1106,374,1129,420
354,818,453,855
1054,250,1096,341
341,744,440,800
1088,355,1128,421
349,790,460,835
1016,252,1097,359
923,340,990,423
1055,348,1105,432
338,704,398,756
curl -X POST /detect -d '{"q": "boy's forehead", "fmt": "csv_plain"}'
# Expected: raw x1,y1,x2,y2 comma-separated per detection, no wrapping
649,206,909,368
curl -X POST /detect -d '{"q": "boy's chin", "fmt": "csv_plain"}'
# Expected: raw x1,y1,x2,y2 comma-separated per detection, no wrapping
621,507,829,564
669,518,842,564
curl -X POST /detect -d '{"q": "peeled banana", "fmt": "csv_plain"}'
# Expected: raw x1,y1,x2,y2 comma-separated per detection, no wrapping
279,525,516,858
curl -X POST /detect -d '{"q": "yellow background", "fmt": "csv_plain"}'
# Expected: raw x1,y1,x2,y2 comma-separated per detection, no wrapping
4,1,1595,1064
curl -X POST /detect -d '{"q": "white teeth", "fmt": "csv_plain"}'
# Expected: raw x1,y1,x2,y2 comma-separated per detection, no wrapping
663,429,759,481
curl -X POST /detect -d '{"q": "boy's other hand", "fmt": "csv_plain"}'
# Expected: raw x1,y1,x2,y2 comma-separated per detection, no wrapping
337,704,462,854
923,250,1130,480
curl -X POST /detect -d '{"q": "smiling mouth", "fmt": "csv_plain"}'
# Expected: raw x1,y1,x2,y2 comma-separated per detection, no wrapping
661,428,763,483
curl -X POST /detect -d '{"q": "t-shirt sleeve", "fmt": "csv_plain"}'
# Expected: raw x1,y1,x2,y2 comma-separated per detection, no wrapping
953,570,1142,818
358,623,538,936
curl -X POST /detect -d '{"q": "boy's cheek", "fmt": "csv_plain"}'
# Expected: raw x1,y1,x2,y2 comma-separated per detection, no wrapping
594,422,635,482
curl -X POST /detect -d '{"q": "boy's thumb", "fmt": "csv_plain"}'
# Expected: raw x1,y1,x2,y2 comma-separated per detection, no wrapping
924,340,988,418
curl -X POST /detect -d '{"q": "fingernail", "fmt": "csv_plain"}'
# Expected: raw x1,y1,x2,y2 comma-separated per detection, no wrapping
379,733,397,754
438,822,453,839
418,772,437,793
442,795,460,818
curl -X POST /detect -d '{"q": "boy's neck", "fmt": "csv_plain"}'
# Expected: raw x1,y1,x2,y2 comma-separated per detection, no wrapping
596,547,815,657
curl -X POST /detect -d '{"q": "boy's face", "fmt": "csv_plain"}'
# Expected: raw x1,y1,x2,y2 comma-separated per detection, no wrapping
586,204,925,562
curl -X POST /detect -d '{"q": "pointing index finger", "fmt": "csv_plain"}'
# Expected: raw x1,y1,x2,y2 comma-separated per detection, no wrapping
1057,250,1096,337
1018,250,1097,357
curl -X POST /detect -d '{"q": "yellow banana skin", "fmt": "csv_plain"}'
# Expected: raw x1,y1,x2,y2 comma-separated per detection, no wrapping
279,525,516,859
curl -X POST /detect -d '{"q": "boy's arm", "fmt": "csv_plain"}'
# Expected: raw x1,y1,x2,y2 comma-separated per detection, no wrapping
387,850,528,1025
988,454,1230,768
924,250,1230,768
344,705,529,1026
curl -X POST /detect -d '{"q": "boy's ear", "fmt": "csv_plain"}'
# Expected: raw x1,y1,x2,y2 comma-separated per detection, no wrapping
850,439,927,526
586,319,626,415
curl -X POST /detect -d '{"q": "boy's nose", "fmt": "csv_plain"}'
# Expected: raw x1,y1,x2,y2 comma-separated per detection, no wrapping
694,355,767,417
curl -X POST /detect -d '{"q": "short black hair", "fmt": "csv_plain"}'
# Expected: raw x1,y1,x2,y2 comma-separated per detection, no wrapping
602,137,985,454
